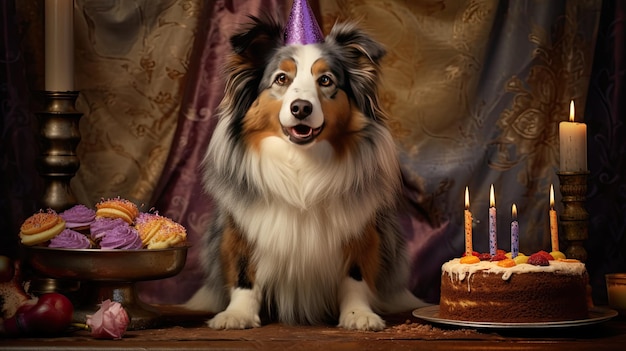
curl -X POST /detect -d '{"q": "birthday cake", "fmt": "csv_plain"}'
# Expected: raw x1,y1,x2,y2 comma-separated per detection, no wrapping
439,251,589,323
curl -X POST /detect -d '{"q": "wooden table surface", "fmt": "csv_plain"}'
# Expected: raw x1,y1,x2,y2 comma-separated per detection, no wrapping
2,306,625,350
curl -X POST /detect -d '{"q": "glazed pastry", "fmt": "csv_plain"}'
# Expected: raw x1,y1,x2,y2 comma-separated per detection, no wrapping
135,212,187,249
19,210,66,246
49,229,92,249
95,198,139,224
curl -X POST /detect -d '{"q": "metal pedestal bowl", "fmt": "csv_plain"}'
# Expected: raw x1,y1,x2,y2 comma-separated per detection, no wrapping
21,246,188,330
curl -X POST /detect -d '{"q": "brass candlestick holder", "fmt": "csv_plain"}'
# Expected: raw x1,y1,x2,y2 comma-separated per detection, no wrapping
557,171,589,262
36,91,82,212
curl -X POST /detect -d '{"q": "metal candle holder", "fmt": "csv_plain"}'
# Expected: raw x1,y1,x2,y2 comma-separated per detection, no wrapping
557,171,589,262
36,91,82,211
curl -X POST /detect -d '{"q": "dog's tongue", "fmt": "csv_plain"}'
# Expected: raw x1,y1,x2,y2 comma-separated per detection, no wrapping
291,125,313,138
283,124,323,145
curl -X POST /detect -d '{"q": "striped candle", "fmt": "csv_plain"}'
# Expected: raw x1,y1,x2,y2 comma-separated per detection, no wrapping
464,187,473,256
489,184,497,256
511,204,519,258
550,184,559,252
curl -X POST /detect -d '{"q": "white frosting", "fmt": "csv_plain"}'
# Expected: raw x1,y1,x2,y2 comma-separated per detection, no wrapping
442,258,587,283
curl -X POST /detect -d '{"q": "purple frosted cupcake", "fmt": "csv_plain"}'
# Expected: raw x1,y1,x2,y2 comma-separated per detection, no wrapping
60,204,96,231
90,217,128,242
49,229,92,249
99,225,143,250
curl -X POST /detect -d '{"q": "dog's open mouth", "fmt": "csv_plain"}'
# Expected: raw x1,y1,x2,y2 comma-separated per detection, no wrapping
282,124,324,145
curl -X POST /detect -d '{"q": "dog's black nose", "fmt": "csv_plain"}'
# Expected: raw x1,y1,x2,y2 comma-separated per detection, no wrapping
290,99,313,120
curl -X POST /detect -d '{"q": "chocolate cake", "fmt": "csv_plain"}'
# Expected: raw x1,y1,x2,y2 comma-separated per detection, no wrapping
439,257,589,323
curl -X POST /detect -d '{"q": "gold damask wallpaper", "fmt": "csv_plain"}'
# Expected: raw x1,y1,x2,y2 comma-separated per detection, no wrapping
321,0,497,150
71,0,202,207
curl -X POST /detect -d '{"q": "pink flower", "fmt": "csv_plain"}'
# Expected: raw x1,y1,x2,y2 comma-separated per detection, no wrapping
86,299,129,339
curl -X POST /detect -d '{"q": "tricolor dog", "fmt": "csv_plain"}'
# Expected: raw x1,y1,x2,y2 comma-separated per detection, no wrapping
186,6,425,331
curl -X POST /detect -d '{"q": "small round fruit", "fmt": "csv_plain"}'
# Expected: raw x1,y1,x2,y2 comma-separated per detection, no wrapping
497,258,516,267
513,255,529,265
3,293,74,336
550,251,566,260
460,255,480,264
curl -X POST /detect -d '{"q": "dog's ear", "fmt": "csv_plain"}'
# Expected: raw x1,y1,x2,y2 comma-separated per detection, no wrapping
326,22,386,65
325,23,387,122
221,16,284,132
230,15,284,68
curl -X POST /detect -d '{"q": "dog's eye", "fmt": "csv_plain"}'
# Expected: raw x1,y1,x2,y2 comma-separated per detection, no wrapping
274,73,288,86
318,75,333,87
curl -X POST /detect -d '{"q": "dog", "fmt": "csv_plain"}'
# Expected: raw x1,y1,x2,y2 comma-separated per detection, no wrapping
185,15,425,331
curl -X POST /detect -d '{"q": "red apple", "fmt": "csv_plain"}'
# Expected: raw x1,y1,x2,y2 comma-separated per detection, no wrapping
3,293,74,336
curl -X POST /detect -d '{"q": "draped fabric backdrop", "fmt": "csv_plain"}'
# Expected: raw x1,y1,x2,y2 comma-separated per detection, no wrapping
2,0,624,306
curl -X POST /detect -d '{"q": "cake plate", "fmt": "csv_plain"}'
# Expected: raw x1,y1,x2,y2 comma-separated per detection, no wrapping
413,305,618,329
21,246,188,330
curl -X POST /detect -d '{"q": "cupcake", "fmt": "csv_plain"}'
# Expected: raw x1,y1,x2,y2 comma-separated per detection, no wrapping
49,229,92,249
98,225,143,250
90,217,128,243
60,204,96,232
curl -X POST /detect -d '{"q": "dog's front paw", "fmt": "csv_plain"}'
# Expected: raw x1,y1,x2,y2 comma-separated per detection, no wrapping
338,310,385,331
208,310,261,330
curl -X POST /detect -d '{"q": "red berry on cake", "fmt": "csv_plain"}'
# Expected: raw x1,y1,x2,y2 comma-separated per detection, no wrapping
478,253,492,261
490,253,507,261
462,251,480,257
536,250,555,261
527,253,550,266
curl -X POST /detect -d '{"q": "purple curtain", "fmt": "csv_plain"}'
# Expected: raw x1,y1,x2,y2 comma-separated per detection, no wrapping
0,0,42,257
138,0,285,304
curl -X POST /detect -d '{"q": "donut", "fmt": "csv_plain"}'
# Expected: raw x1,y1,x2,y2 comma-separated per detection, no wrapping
19,210,66,246
95,198,139,224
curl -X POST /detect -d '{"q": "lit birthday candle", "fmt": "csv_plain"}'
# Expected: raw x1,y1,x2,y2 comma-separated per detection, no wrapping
511,204,519,258
464,187,473,256
550,184,559,252
489,184,497,256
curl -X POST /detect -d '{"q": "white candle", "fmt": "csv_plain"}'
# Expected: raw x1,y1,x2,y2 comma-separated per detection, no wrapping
489,184,497,256
464,187,473,256
559,101,587,172
45,0,74,91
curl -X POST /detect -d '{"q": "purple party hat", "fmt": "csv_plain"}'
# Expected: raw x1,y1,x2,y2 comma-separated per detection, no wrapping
284,0,324,45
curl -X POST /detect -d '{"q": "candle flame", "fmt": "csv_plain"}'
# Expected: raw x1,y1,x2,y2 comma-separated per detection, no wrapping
512,203,517,219
550,184,555,209
569,100,575,122
465,186,470,210
489,184,495,207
